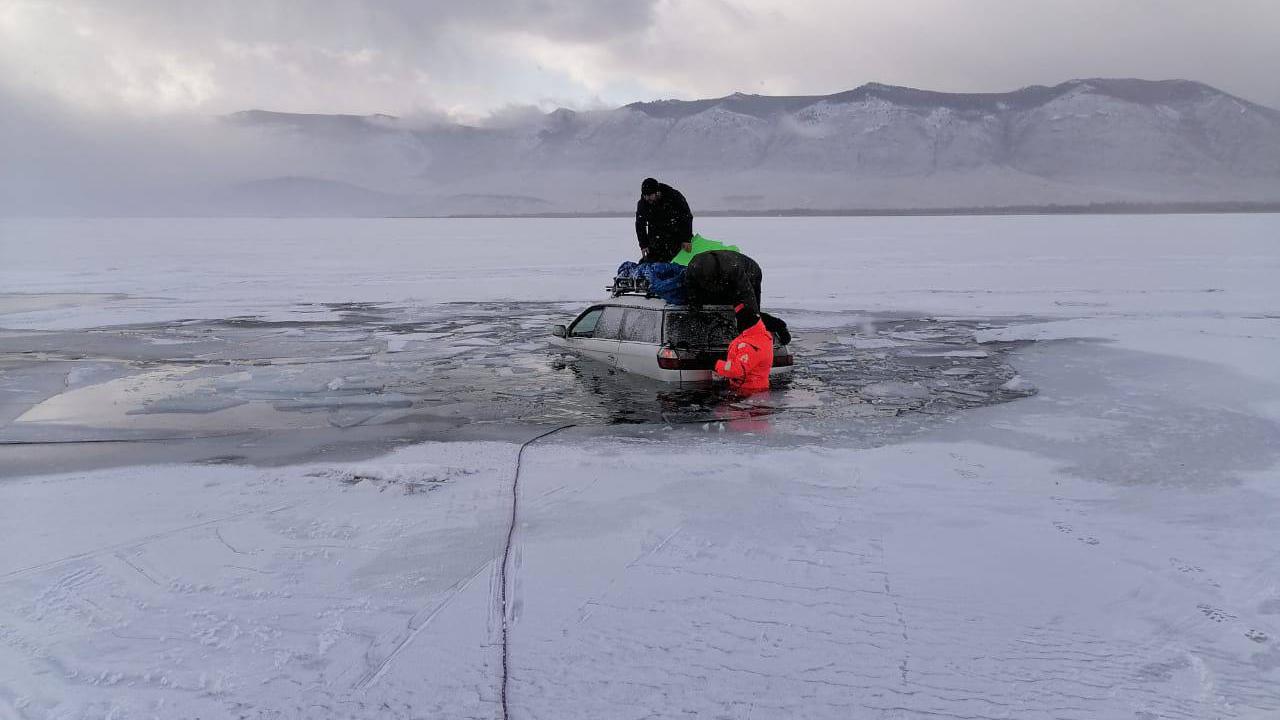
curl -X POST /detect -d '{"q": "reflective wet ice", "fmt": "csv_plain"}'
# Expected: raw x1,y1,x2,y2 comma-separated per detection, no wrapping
0,301,1036,448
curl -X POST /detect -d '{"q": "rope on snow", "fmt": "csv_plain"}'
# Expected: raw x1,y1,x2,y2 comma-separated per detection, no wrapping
499,422,576,719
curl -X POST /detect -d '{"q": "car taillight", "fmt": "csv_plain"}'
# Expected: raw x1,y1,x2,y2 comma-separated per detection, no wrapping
657,346,683,370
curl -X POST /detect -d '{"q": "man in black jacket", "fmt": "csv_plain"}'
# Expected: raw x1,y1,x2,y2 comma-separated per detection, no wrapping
635,177,693,263
685,249,790,343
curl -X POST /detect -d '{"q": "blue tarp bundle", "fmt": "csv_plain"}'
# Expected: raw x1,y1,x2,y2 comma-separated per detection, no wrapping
616,261,687,305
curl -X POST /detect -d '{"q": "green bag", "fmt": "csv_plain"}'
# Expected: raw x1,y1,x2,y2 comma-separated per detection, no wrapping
671,234,740,266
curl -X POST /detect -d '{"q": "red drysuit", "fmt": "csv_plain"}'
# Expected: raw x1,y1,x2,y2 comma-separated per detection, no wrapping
714,319,774,394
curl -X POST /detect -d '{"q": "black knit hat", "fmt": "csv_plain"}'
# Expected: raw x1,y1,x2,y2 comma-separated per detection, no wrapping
641,177,659,195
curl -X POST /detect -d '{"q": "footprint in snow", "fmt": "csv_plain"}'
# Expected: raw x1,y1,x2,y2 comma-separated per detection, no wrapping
1052,521,1098,545
1168,557,1220,587
1197,604,1237,623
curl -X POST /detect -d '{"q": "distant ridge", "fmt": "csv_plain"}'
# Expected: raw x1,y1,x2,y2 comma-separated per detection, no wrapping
431,200,1280,219
188,79,1280,216
622,79,1278,120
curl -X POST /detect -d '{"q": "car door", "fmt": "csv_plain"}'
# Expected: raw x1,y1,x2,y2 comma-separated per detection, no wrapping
567,305,621,368
615,307,663,379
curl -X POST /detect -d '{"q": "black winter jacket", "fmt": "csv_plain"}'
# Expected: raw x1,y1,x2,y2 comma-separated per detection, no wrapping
685,250,762,325
685,250,790,341
635,183,693,263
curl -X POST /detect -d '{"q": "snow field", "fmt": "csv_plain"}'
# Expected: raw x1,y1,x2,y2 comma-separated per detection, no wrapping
1,214,1279,718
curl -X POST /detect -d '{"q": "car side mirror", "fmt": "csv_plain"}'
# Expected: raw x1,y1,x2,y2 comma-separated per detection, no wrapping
551,324,568,338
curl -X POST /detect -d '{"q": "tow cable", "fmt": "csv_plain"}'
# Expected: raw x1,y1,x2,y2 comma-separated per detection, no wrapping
499,422,576,719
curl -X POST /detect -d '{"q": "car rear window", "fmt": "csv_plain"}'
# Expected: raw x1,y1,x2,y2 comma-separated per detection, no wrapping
664,310,737,349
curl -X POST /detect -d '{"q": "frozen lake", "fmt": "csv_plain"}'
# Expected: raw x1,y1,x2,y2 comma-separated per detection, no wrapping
2,215,1279,718
3,215,1277,324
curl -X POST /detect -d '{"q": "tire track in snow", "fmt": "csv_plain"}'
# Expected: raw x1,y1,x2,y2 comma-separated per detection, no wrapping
351,560,491,692
0,504,295,582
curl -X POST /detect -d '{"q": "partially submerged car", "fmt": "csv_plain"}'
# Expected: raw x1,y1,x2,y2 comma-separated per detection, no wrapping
549,295,793,384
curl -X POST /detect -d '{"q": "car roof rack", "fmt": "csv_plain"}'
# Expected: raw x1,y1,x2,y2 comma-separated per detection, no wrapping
605,276,657,298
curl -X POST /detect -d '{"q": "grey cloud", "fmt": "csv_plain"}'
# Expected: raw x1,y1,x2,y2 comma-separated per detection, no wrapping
5,0,1278,117
479,103,555,128
5,0,1279,218
0,0,662,115
61,0,658,44
590,1,1280,113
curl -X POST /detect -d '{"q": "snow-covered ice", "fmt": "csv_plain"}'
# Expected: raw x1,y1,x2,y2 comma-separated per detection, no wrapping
1,214,1279,718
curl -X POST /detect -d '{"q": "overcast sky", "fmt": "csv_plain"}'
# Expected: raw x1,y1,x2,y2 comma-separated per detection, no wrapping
2,0,1278,120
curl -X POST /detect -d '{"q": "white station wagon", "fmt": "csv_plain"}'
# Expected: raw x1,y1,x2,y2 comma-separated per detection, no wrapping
550,295,794,384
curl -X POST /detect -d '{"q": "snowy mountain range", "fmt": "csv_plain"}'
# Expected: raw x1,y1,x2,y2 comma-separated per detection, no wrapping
214,79,1280,215
8,79,1280,216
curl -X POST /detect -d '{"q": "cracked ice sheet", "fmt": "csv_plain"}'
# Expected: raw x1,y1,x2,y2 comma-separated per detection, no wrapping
504,433,1280,719
975,315,1280,386
3,424,1280,717
0,442,519,720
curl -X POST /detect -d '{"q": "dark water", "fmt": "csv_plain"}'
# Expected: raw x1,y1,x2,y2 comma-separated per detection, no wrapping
0,302,1034,441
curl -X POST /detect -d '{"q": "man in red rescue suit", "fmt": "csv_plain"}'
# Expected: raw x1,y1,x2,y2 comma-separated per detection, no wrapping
714,318,774,394
684,250,779,394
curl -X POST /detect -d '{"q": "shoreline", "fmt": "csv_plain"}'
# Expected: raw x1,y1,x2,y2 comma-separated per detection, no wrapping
429,201,1280,219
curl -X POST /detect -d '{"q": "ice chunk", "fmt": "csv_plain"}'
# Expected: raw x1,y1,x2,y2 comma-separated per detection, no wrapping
1000,375,1033,392
450,338,500,347
273,395,414,411
859,382,932,400
129,397,248,414
837,336,902,349
908,349,989,358
384,332,451,353
940,388,989,400
325,377,385,392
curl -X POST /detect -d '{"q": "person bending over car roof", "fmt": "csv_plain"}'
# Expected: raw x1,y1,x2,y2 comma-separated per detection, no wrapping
684,249,761,328
635,177,694,263
686,249,791,343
